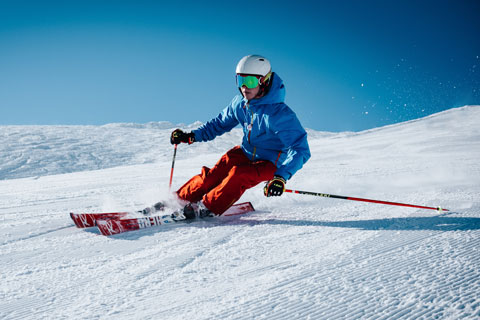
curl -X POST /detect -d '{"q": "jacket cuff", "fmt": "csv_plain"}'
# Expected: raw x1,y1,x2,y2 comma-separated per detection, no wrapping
274,169,290,181
191,130,202,143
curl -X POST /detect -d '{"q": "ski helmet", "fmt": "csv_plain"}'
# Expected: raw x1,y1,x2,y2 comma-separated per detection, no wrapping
235,55,273,96
236,55,271,77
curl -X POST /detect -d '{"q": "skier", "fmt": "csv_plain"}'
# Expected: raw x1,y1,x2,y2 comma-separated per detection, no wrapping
170,54,311,219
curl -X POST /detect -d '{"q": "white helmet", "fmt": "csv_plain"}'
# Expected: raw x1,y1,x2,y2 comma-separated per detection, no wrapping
236,55,271,76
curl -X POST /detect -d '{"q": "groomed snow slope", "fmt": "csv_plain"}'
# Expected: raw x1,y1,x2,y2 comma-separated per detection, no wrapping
1,106,479,319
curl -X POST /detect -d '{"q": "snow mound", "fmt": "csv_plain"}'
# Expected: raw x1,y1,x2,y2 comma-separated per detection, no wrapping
0,121,240,180
0,106,479,319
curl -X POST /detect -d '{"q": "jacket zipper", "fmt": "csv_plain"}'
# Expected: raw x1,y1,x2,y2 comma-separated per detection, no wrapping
247,109,254,144
246,103,256,161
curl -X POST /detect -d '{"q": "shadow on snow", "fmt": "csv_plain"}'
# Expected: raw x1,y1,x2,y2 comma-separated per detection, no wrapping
257,214,480,231
105,212,480,240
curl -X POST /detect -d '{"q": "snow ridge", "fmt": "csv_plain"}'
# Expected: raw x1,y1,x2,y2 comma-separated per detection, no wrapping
0,120,239,180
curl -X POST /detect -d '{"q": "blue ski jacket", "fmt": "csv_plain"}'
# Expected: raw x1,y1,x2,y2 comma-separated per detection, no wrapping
192,73,310,180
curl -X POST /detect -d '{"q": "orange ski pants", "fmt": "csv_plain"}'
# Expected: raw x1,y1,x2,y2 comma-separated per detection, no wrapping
176,146,276,215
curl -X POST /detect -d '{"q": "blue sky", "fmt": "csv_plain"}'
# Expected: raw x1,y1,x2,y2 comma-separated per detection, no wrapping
0,0,479,131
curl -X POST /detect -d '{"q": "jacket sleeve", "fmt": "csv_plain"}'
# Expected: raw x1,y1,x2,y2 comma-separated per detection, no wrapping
192,97,241,142
271,106,311,180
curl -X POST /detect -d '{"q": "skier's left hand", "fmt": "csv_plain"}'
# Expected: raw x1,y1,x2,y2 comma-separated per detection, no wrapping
264,176,286,197
170,129,195,145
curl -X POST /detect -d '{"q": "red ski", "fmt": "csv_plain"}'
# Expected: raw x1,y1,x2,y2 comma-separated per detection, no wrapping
70,203,165,228
97,202,255,236
70,211,129,228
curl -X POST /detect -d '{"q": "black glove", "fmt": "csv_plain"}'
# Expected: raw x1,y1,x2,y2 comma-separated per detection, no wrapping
170,129,195,145
264,175,286,197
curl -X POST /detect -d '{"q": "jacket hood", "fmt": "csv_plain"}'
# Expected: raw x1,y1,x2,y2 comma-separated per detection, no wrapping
243,72,285,106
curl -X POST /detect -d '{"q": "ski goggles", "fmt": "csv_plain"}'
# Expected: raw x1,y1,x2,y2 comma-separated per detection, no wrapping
236,74,262,89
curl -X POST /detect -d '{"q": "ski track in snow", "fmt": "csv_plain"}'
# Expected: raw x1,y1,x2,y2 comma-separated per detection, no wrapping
0,106,479,319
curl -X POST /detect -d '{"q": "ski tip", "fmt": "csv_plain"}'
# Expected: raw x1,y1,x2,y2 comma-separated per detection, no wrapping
69,212,79,227
70,212,93,228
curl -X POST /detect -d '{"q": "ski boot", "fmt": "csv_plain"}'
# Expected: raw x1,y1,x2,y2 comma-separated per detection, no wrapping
182,202,215,220
138,202,165,215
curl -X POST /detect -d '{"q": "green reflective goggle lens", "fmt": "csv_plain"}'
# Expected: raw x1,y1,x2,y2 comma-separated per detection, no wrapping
236,74,260,89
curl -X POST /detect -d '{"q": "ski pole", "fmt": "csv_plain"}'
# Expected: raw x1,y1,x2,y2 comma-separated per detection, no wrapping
284,189,448,212
169,144,178,192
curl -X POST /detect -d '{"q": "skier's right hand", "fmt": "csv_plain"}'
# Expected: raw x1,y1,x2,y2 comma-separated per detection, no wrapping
264,175,286,197
170,129,195,145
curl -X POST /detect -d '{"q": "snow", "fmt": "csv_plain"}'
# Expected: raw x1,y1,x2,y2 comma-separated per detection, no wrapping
1,106,479,319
